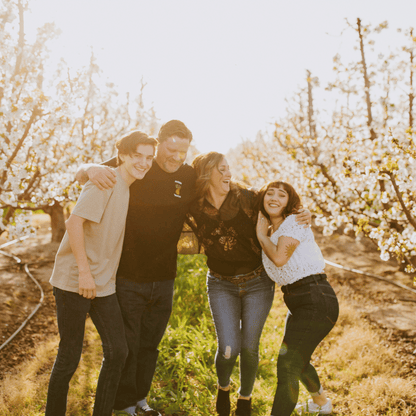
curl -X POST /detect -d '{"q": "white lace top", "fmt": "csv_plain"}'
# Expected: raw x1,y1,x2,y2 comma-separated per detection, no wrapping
262,215,325,286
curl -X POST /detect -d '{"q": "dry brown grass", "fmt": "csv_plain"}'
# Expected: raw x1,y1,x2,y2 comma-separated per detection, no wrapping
0,337,57,415
0,319,101,416
312,299,416,415
349,376,416,415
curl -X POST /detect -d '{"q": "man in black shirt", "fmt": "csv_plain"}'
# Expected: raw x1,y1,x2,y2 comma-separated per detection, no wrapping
76,120,196,416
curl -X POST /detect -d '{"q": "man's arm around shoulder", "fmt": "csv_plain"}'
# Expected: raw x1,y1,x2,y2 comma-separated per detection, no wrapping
75,158,118,190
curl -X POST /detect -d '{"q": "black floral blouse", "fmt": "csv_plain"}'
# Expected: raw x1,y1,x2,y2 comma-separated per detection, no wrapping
187,186,262,276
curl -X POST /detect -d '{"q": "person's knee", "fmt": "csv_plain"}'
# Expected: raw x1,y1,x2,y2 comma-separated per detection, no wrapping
117,341,129,364
219,344,239,360
105,340,129,366
277,347,303,378
241,346,259,360
119,341,129,364
53,353,81,376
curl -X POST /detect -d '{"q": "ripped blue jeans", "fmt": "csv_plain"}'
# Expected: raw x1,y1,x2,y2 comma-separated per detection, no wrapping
207,270,275,397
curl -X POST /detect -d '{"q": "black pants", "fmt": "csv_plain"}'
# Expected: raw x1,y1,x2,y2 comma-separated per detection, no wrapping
45,288,128,416
113,277,174,410
271,275,339,416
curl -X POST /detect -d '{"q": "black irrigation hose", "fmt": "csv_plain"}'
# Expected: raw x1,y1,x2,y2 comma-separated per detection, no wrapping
324,259,416,295
0,237,45,353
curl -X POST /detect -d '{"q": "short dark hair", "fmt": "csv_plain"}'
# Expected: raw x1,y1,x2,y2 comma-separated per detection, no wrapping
157,120,193,144
115,131,158,165
256,181,302,221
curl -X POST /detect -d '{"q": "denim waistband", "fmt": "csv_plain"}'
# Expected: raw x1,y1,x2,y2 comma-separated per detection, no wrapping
281,273,327,294
209,264,265,285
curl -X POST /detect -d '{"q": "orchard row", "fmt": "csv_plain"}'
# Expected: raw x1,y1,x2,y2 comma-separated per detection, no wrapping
228,19,416,275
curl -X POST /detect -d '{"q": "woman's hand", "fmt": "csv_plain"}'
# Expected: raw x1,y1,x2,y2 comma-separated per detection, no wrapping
256,211,270,238
295,208,312,228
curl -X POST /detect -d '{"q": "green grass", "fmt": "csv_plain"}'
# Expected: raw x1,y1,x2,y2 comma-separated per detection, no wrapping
151,254,218,414
1,255,415,415
149,254,288,415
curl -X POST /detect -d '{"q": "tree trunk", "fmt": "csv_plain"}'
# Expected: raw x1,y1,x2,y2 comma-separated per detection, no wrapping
306,70,316,139
357,18,377,140
44,201,66,243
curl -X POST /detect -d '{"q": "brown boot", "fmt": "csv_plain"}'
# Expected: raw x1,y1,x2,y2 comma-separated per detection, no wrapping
235,398,251,416
216,388,230,416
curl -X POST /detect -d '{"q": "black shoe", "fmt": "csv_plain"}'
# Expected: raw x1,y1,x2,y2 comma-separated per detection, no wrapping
235,398,251,416
135,404,161,416
216,388,230,416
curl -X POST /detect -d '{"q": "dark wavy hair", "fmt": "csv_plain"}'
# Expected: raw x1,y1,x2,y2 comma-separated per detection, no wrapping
256,181,302,221
191,151,246,209
115,131,158,165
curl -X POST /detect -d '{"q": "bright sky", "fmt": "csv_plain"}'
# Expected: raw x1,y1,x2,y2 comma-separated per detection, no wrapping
24,0,416,154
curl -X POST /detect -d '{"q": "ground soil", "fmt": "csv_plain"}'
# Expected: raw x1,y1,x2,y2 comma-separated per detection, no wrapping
0,215,415,380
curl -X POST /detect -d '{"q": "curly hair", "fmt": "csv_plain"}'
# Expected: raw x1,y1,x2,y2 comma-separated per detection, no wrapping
256,181,302,221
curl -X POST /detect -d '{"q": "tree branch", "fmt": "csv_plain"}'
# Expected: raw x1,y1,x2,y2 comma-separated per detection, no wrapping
0,106,40,186
380,170,416,230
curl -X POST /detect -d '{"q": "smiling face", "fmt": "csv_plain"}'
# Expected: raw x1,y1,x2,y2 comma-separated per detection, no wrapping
263,186,289,219
155,135,191,173
119,143,155,183
208,157,232,197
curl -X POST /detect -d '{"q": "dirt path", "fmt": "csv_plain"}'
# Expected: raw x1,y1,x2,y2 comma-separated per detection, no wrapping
0,215,58,379
1,216,415,379
315,231,416,378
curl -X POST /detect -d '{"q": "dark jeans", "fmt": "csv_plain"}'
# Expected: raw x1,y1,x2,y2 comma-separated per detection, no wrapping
45,288,128,416
271,275,339,416
113,277,175,410
207,270,275,397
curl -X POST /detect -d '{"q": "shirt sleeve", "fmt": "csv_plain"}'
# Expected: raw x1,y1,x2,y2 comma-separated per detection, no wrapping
72,180,114,223
278,215,308,242
102,157,117,167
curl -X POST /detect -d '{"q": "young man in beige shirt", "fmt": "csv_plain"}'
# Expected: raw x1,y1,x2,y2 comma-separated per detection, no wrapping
45,131,158,416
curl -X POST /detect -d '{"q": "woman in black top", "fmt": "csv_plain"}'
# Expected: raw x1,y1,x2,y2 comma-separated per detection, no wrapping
188,152,310,416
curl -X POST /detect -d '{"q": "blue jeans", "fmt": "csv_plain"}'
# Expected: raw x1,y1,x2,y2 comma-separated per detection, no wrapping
271,275,339,416
207,270,275,397
113,277,175,410
45,288,128,416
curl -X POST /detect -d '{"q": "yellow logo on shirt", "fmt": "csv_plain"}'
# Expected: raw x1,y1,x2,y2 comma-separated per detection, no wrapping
174,181,182,198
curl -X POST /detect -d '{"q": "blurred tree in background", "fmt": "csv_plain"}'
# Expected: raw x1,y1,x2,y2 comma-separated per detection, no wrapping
229,19,416,275
0,0,158,242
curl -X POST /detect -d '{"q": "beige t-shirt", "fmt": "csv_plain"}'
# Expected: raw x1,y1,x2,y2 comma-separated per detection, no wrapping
49,169,130,297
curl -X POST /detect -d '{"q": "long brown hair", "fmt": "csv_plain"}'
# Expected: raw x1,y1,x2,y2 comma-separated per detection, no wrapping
192,152,246,209
256,181,302,221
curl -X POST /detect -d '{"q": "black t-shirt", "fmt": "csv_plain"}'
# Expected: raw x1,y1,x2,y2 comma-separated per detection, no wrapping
187,187,262,276
105,158,196,282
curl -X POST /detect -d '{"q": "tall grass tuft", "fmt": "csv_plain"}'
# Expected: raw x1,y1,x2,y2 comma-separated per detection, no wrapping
150,254,218,415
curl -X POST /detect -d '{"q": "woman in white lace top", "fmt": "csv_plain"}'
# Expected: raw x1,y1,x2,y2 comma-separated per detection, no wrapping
256,181,339,416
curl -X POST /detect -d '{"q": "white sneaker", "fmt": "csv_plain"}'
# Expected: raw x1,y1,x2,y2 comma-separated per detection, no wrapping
135,404,161,416
295,398,332,414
